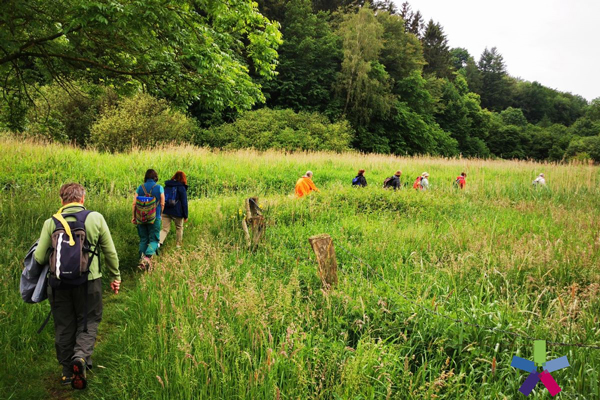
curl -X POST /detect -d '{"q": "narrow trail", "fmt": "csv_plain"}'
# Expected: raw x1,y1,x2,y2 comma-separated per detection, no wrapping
41,269,141,399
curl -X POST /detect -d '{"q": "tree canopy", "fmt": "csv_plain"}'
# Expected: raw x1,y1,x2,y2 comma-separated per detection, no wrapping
0,0,281,110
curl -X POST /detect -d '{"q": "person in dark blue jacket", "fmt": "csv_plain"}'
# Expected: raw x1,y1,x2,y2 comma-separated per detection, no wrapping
159,171,189,248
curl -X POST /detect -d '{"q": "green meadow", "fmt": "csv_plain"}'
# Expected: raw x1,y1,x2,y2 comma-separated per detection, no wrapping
1,138,599,399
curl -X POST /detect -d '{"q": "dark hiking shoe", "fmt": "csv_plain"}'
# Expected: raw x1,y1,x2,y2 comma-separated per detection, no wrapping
71,357,87,390
60,375,72,386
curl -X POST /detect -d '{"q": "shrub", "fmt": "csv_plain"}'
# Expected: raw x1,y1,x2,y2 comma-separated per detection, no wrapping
90,93,196,153
196,108,353,152
26,82,118,146
564,136,600,162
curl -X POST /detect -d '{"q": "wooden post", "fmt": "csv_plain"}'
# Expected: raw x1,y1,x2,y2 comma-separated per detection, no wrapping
242,197,265,250
308,234,338,288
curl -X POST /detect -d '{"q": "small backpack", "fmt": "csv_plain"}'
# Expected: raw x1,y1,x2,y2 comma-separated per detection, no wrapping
49,210,99,289
135,183,158,224
352,176,361,186
383,176,394,188
165,186,178,207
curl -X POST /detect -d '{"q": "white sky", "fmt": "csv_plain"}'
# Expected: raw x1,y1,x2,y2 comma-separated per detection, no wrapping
400,0,600,101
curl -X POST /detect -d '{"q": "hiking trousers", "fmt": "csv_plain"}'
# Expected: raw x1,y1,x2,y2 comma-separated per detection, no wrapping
160,215,184,246
137,220,161,256
48,278,103,375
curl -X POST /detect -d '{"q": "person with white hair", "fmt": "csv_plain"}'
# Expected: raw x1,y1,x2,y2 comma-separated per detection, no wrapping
295,170,320,198
420,172,430,190
532,173,546,186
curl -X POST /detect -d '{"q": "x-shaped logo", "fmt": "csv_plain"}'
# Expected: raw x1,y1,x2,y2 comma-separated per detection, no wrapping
511,340,570,396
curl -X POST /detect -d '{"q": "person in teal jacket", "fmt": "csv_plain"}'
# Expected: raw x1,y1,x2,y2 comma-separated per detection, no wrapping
132,169,164,269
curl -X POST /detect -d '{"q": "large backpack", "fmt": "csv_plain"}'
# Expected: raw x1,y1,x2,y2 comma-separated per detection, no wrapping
352,176,361,186
165,185,178,207
135,182,158,224
382,176,394,188
49,210,99,289
413,176,422,190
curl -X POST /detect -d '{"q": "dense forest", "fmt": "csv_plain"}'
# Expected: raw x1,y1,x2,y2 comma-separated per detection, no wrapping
1,0,599,161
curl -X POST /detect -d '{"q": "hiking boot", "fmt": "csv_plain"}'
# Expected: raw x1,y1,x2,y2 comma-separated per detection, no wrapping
70,357,87,390
60,375,72,386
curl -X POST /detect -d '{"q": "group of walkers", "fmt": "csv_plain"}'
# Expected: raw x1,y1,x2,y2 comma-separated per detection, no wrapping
296,169,547,198
355,169,459,191
133,169,189,270
25,165,548,390
25,169,189,390
294,169,465,197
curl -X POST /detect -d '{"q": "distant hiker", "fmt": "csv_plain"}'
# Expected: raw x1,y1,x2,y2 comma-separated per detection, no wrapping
383,170,402,190
532,173,546,186
133,169,165,269
33,183,120,389
420,172,430,190
295,171,320,198
454,172,467,189
412,175,423,190
160,171,189,248
352,169,367,187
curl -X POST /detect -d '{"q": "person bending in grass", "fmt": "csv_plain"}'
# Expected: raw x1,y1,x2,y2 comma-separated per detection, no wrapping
160,170,189,248
34,183,121,389
384,170,402,190
532,173,546,186
352,169,368,187
295,170,320,198
132,169,165,269
455,172,467,189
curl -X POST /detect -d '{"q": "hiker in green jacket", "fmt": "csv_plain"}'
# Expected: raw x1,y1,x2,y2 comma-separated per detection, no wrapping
34,183,121,389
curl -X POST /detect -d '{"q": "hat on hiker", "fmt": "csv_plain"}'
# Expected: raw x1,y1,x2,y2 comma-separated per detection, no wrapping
358,169,365,175
395,170,402,176
422,172,429,177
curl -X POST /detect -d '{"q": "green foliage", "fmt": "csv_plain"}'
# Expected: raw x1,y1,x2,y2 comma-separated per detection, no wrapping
487,116,530,159
90,93,196,153
262,0,342,116
336,6,393,125
377,11,425,83
422,20,453,79
392,101,458,156
500,107,528,127
587,98,600,121
195,108,353,152
569,117,600,137
450,47,471,70
565,135,600,162
477,47,511,111
26,82,118,146
0,0,281,111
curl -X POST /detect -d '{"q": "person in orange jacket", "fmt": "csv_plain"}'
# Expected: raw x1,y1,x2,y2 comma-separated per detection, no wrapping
295,171,320,198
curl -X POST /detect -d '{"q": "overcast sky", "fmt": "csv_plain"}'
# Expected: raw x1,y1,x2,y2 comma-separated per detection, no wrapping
400,0,600,101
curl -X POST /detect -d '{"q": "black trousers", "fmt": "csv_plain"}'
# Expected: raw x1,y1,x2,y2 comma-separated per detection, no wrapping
48,278,103,375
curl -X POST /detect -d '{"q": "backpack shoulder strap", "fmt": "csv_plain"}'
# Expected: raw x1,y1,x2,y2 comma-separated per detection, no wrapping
142,182,159,198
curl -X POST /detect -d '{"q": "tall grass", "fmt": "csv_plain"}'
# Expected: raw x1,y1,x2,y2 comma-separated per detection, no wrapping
1,138,599,399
